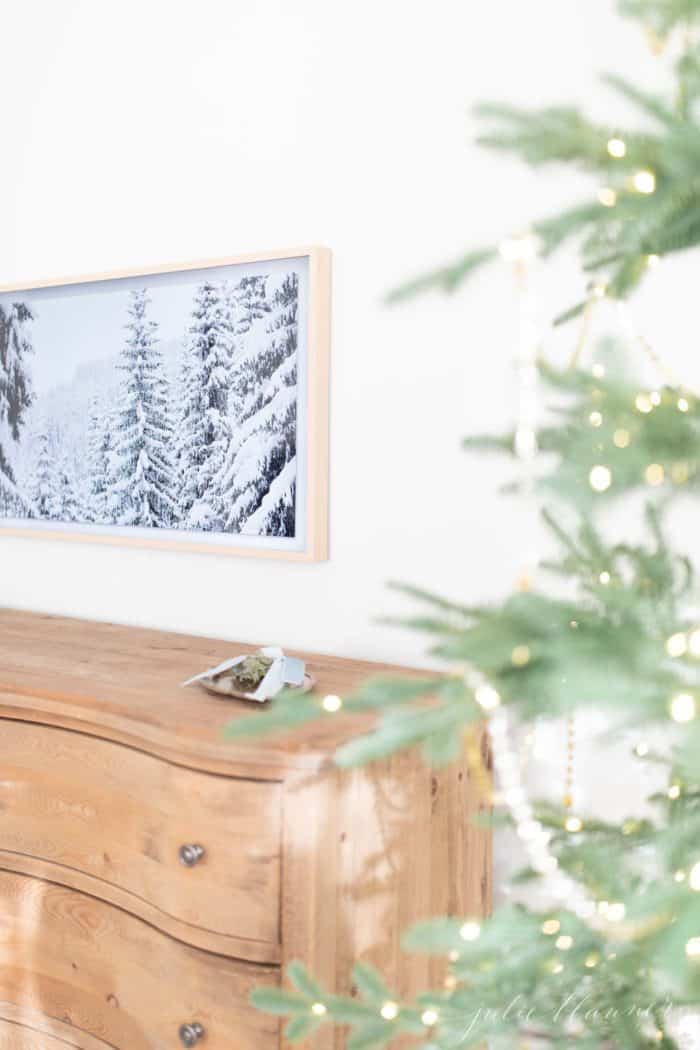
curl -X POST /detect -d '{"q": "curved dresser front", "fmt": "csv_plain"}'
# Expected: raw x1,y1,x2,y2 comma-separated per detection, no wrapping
0,610,491,1048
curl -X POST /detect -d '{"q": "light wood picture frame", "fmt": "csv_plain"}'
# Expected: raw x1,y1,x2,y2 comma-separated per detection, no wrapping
0,247,330,561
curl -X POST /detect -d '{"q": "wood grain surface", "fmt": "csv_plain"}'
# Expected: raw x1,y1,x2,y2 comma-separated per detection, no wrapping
0,871,279,1050
0,720,281,962
0,610,419,776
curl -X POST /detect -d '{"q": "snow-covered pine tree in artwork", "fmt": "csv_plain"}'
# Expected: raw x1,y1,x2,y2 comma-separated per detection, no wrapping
109,290,178,528
0,303,34,515
217,272,299,537
86,400,114,524
177,282,235,530
30,428,55,519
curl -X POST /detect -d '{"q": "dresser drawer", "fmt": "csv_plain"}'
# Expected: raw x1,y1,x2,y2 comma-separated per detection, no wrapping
0,871,279,1049
0,721,281,960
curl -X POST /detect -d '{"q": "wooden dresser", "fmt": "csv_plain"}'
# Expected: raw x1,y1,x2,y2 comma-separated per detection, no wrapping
0,610,491,1049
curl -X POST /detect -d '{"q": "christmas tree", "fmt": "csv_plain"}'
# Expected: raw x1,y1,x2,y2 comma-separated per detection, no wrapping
109,290,178,529
228,3,700,1047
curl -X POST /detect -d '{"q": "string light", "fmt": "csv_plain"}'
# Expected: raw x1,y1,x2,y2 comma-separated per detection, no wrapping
678,397,690,412
672,462,690,485
646,254,661,269
499,233,540,263
666,633,688,657
459,921,481,942
675,870,687,883
592,281,607,299
380,1002,399,1021
592,363,606,379
649,390,662,406
645,463,665,486
311,1003,327,1017
511,645,531,667
635,742,649,757
635,393,653,413
599,571,611,585
686,937,700,960
689,862,700,891
613,429,631,448
421,1009,439,1027
322,694,343,713
589,411,603,427
585,952,600,968
565,815,583,833
598,187,617,207
670,692,696,723
632,170,656,194
689,629,700,656
607,137,627,158
606,902,626,922
556,935,574,950
589,465,612,492
668,784,681,800
542,919,560,935
475,684,501,711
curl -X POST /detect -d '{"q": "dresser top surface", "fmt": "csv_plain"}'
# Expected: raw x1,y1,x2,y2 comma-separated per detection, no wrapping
0,609,418,776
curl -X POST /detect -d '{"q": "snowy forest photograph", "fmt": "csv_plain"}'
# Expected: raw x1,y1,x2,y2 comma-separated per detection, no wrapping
0,253,321,554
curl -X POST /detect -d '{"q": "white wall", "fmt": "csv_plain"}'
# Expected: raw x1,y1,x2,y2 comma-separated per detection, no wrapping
2,0,698,668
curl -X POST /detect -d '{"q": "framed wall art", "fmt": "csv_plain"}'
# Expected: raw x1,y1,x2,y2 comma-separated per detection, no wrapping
0,248,330,560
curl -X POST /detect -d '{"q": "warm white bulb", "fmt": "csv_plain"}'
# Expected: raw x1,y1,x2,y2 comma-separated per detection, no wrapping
592,363,606,379
668,784,681,800
688,629,700,656
675,870,687,883
322,694,343,713
649,391,662,406
475,684,501,711
589,465,612,492
565,815,583,833
666,633,688,658
380,1001,399,1021
542,919,561,936
678,397,690,413
499,233,539,263
633,170,656,194
460,921,481,942
598,187,617,207
606,902,626,922
635,741,649,757
645,463,665,487
689,862,700,891
421,1009,439,1027
607,137,627,158
613,428,631,449
556,935,574,950
686,937,700,959
311,1002,327,1016
589,411,603,427
671,692,696,723
636,393,653,413
599,571,611,585
647,254,661,268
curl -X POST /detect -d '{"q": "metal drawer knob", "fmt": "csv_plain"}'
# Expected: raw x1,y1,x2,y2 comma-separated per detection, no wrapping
179,844,205,868
178,1020,205,1045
